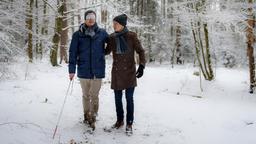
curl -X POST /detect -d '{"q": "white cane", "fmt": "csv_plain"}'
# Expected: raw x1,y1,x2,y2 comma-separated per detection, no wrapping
52,79,74,139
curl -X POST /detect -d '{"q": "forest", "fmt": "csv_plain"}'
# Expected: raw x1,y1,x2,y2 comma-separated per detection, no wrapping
1,0,255,92
1,1,256,143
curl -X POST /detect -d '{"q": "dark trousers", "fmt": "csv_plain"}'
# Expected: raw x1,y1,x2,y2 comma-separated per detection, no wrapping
114,87,135,125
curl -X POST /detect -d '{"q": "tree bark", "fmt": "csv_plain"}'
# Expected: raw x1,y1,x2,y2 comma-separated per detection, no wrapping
175,18,182,65
247,0,255,93
35,0,41,59
38,0,48,59
60,0,68,64
50,0,63,66
77,0,82,24
41,0,48,35
197,20,210,78
191,22,207,79
190,1,214,81
203,23,214,80
26,0,34,62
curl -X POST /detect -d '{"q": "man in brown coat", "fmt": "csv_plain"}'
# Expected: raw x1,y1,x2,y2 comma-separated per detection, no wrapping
105,14,146,135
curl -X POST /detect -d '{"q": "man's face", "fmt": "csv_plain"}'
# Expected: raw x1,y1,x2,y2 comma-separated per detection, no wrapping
85,13,96,27
113,21,124,32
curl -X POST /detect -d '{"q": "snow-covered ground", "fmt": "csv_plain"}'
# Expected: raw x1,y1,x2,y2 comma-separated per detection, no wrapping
1,59,256,144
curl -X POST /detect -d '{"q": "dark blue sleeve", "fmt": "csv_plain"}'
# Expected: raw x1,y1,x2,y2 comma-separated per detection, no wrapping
104,30,109,43
68,32,79,74
103,30,111,55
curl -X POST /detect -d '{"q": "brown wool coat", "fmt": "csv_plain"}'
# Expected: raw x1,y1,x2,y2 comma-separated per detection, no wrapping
105,31,146,90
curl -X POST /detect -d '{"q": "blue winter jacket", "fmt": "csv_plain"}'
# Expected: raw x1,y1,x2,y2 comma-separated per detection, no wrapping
68,24,109,79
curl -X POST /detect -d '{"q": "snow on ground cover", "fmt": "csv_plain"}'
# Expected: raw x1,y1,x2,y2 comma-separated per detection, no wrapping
0,60,256,144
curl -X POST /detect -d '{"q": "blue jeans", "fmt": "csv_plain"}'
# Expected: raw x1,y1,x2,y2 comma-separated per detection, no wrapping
114,87,135,125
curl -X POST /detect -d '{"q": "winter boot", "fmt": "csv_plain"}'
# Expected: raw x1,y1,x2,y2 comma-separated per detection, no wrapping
126,124,133,136
88,114,96,131
83,113,89,124
111,121,124,129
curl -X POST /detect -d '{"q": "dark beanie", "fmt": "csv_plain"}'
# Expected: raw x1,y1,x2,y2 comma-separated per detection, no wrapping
113,14,127,26
84,10,96,20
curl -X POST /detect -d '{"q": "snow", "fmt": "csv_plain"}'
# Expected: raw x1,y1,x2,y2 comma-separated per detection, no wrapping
0,60,256,144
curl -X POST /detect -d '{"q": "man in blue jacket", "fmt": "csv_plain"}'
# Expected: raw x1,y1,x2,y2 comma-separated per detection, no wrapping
68,10,108,130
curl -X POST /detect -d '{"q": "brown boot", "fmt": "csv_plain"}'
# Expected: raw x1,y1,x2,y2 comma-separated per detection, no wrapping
111,121,124,129
88,115,96,131
89,121,95,131
83,113,89,124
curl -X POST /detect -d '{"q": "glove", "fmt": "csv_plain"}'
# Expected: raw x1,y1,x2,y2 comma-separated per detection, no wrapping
136,64,145,78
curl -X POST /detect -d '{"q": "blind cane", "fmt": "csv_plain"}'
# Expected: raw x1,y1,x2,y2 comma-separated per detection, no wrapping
52,79,74,139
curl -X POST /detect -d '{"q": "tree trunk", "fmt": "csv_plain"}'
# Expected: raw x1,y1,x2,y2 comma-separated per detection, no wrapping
41,0,48,35
35,0,41,59
77,0,82,24
70,2,75,34
175,18,182,65
26,0,34,62
50,0,63,66
204,23,214,80
9,0,13,25
161,0,166,18
191,22,207,79
247,0,255,93
60,0,68,64
38,0,48,59
101,6,107,26
197,20,210,77
190,1,214,81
